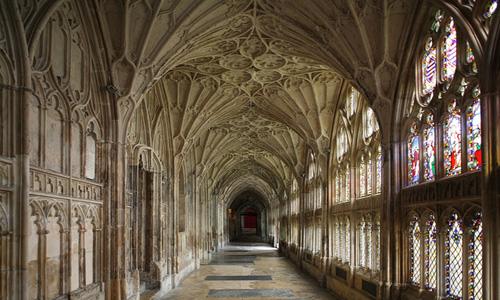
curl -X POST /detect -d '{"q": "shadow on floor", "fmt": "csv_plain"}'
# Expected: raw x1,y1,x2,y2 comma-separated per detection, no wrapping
231,235,268,244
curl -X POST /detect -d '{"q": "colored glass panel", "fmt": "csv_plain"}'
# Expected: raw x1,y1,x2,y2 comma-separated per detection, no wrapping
466,41,475,64
367,108,374,137
348,87,356,117
422,38,437,97
408,124,420,185
336,174,341,203
410,215,421,286
446,212,463,299
443,18,457,83
424,115,436,181
431,10,444,31
468,211,483,300
376,147,382,194
408,90,416,116
359,219,366,267
375,220,381,271
484,0,498,18
346,217,351,263
468,90,481,171
444,100,462,176
425,214,437,291
366,220,372,268
367,157,373,195
345,165,350,202
360,160,366,197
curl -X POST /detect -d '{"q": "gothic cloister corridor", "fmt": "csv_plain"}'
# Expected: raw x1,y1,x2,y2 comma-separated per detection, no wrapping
1,0,500,299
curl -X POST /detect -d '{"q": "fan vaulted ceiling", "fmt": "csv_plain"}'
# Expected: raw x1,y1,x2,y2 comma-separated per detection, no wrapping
119,0,416,202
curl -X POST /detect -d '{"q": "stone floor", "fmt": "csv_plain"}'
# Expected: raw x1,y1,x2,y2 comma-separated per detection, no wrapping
161,239,340,299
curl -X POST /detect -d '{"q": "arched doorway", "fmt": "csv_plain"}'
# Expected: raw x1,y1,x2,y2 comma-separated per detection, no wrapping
241,208,257,235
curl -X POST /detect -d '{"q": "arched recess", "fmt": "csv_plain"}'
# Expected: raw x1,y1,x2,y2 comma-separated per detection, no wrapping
228,191,270,242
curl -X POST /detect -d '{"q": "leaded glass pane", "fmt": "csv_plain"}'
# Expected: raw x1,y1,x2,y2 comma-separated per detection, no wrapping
408,124,420,185
367,108,374,137
446,213,463,299
442,18,457,83
346,217,351,263
484,0,498,18
424,115,436,181
425,214,437,291
410,215,421,286
367,156,373,195
345,165,350,202
467,90,482,171
469,211,483,300
335,219,341,259
359,219,366,267
376,147,382,194
408,90,416,116
336,174,341,203
423,38,437,97
366,220,373,268
348,87,357,117
444,100,462,176
375,219,381,271
360,160,366,197
431,10,444,32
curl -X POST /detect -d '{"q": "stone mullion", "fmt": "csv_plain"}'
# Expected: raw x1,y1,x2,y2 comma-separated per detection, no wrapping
93,227,102,283
59,228,69,295
436,228,446,299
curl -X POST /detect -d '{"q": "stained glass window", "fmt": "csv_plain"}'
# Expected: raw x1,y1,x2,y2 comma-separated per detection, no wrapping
431,10,444,32
345,164,350,202
339,218,344,260
466,41,478,73
367,155,373,195
468,87,481,170
375,218,381,271
359,218,366,267
367,108,375,137
423,38,437,98
442,18,457,83
360,159,366,197
444,100,462,176
468,211,483,300
425,214,437,291
348,87,357,117
376,146,382,194
366,219,373,268
446,212,463,299
408,90,416,116
336,173,341,203
424,115,436,181
346,217,351,263
484,0,498,18
408,124,420,185
338,127,348,159
410,215,421,286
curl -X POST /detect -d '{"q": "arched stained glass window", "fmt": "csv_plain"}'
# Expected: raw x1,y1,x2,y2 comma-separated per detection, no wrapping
444,100,462,176
376,146,382,194
469,211,483,300
467,86,482,171
410,215,421,286
431,10,444,32
366,108,375,137
466,41,478,73
408,124,420,185
422,38,437,98
348,87,357,117
367,154,373,195
446,212,463,299
336,173,341,204
425,214,437,291
424,115,436,181
484,0,498,18
360,159,366,197
338,127,348,159
442,18,457,83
